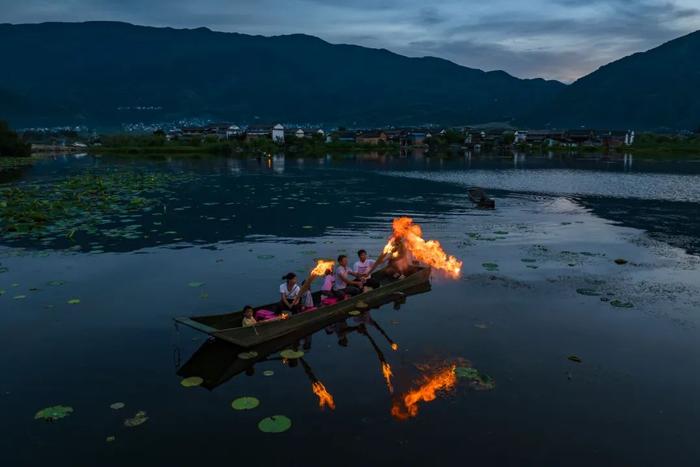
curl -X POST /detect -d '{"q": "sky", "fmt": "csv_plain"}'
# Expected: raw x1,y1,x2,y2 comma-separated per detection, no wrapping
2,0,700,82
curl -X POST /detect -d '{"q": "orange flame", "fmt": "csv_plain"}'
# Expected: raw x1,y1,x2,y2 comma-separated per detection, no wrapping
391,343,399,351
312,381,336,410
310,259,335,277
382,362,394,394
390,365,457,421
382,217,462,278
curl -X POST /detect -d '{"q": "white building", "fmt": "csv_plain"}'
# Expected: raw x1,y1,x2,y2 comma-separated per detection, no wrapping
514,130,528,144
295,128,305,138
272,124,285,143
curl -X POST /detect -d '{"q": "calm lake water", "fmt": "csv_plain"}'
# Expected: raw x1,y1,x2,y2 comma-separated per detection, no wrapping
2,152,700,466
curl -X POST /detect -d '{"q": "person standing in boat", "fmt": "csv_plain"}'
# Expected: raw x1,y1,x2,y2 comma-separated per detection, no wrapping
279,272,302,314
333,255,363,298
353,249,380,289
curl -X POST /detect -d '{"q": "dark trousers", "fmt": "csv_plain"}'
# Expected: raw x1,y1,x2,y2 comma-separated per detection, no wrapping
332,286,361,299
363,276,380,289
278,301,302,314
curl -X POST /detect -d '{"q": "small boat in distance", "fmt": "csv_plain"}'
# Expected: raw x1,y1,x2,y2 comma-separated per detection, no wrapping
467,187,495,209
174,265,431,348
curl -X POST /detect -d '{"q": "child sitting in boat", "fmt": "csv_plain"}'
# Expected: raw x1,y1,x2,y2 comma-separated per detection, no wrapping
321,268,334,297
242,305,257,327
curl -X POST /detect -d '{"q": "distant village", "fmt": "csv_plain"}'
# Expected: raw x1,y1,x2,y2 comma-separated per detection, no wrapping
161,122,639,150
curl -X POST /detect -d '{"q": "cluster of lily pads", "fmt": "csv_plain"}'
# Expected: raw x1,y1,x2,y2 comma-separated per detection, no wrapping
0,170,196,248
454,366,496,390
178,347,306,433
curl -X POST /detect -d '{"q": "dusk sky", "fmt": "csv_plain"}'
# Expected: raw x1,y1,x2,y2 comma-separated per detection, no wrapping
3,0,700,82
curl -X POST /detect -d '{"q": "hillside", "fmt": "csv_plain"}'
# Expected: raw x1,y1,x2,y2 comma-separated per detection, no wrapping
532,30,700,130
0,21,564,128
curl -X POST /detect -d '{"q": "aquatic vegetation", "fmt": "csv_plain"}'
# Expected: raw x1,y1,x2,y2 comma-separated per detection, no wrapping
238,351,258,360
110,402,125,410
188,282,204,288
34,405,73,421
106,435,116,443
257,254,275,260
124,410,149,427
231,397,260,410
576,288,602,296
610,300,634,308
0,170,196,248
454,366,496,390
67,298,81,305
568,355,583,363
348,310,361,316
180,376,204,387
280,349,304,359
482,262,499,272
614,258,628,265
263,370,274,377
257,415,292,433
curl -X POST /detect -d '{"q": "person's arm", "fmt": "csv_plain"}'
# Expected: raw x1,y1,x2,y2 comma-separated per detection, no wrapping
367,258,382,275
340,270,362,287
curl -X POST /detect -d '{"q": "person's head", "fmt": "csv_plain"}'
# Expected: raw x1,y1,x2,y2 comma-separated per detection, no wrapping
243,305,254,318
337,254,348,266
282,272,297,285
357,249,367,262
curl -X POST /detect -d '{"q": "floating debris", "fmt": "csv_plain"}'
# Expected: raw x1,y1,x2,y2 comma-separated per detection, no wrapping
34,405,73,421
231,397,260,410
258,415,292,433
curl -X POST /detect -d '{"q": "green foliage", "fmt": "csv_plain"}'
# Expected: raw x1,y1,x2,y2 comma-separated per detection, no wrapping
0,120,31,157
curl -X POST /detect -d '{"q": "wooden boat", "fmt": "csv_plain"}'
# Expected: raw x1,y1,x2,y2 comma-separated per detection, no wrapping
177,280,432,390
467,187,495,209
174,265,431,348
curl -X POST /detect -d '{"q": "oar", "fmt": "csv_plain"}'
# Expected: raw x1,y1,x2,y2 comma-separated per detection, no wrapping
368,318,399,351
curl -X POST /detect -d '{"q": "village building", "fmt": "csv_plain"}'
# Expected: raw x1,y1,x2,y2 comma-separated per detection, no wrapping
356,131,387,145
272,124,285,143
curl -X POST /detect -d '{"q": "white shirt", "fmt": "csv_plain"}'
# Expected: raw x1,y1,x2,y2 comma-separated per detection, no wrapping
353,259,376,275
279,282,301,300
333,265,350,291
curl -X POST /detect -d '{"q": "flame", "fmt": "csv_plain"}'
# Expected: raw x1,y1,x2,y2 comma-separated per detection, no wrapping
310,259,335,277
382,217,462,278
382,362,394,394
391,343,399,351
312,381,336,410
390,365,457,421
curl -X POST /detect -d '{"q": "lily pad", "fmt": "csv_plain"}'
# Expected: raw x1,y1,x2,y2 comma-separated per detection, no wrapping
110,402,125,410
257,255,275,260
263,370,274,377
231,397,260,410
610,300,634,308
106,436,116,443
188,281,204,288
238,351,259,360
454,367,479,379
279,349,304,359
35,405,73,421
180,376,204,387
13,295,26,300
482,262,499,271
568,355,582,363
348,310,361,316
258,415,292,433
614,258,628,265
67,298,81,304
124,411,149,427
576,288,600,296
521,258,536,263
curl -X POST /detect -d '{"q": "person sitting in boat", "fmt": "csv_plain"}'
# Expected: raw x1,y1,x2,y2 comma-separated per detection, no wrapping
353,249,380,290
242,305,257,327
380,238,412,279
333,255,363,298
299,278,315,310
279,272,302,314
321,268,335,298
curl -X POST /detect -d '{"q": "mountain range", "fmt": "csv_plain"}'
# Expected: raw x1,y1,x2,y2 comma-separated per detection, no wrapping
0,21,698,130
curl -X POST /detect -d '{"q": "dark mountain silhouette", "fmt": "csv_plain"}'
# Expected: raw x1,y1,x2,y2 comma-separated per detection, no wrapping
1,22,698,129
531,30,700,130
0,21,564,128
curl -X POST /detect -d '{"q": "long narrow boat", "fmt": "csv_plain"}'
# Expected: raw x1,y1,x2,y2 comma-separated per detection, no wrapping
174,265,431,347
